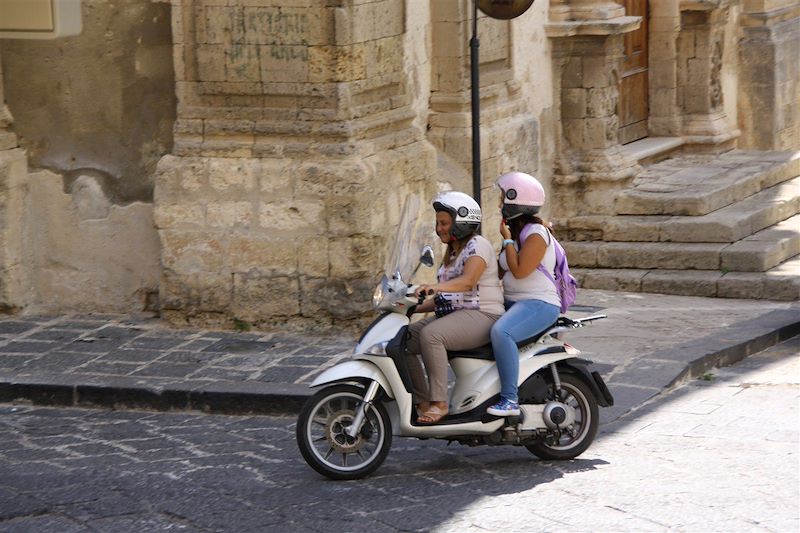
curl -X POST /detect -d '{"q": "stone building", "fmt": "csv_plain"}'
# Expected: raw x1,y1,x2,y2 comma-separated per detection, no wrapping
0,0,798,330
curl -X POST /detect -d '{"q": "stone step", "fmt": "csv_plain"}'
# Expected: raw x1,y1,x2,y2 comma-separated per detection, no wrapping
621,137,684,166
614,150,800,216
565,216,800,272
720,215,800,272
572,255,800,301
562,176,800,243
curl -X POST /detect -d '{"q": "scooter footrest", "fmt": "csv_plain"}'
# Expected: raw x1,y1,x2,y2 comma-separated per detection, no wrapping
480,413,522,425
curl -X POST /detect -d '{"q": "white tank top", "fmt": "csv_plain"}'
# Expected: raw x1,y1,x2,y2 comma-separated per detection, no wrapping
498,223,560,306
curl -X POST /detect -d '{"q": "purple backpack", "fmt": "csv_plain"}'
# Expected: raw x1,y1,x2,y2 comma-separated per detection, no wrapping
537,235,578,314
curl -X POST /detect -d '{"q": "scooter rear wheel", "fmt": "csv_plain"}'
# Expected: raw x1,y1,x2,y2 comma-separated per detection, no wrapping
526,374,599,460
296,383,392,480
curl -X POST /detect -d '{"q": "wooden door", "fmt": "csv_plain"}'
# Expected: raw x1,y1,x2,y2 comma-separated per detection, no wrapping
618,0,649,145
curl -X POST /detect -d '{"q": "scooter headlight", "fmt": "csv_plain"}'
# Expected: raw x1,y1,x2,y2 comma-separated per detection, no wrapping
365,341,388,355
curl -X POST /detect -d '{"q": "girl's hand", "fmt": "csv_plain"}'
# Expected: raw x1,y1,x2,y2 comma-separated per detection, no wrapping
499,219,511,240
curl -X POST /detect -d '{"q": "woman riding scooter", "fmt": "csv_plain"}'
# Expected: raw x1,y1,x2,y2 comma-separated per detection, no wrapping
407,191,505,424
487,172,561,417
295,192,613,479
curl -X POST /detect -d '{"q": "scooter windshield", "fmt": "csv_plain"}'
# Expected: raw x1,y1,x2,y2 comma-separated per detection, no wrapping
383,194,436,283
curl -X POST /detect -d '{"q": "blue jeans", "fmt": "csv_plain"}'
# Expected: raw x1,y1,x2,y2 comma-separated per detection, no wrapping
490,299,560,403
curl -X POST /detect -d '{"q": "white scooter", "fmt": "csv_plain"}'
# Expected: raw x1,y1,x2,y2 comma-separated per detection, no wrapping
296,199,613,480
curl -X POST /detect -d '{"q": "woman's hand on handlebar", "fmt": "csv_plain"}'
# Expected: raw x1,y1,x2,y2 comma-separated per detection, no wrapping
414,285,436,299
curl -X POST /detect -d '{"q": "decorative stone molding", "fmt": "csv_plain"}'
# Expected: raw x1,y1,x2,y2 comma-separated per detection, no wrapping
676,0,741,151
680,0,727,10
549,0,627,21
171,0,419,159
545,15,640,36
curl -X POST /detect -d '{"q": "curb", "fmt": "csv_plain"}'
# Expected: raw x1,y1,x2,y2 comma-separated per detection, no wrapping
667,317,800,388
2,319,798,417
0,375,311,416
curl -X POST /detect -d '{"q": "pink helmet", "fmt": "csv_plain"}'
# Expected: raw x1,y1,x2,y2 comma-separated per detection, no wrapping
496,171,545,220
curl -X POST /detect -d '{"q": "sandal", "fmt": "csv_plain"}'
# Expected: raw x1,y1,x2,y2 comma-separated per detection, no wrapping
415,401,431,417
417,403,448,425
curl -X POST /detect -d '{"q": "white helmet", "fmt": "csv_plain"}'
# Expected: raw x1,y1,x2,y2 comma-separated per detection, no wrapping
432,191,481,240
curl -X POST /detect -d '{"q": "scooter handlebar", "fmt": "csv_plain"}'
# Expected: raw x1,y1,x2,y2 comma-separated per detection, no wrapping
406,286,434,309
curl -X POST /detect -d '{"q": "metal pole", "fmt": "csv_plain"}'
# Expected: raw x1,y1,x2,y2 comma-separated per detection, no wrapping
470,0,481,210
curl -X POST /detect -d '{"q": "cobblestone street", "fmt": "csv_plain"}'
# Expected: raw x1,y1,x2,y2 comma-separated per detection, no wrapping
1,337,797,532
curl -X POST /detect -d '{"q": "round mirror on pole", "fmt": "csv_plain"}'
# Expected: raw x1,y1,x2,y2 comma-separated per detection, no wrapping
477,0,535,20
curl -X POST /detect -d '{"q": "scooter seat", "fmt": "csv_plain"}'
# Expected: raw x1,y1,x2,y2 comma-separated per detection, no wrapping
446,320,558,360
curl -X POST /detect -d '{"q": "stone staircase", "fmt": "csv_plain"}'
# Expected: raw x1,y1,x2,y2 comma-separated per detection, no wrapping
560,150,800,300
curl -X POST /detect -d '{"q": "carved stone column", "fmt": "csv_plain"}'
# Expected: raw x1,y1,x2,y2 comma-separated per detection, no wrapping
157,0,437,328
677,0,740,151
547,1,641,217
738,0,800,150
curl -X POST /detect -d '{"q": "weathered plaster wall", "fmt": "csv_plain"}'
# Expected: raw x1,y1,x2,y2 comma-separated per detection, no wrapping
0,0,175,204
26,171,161,313
0,0,173,313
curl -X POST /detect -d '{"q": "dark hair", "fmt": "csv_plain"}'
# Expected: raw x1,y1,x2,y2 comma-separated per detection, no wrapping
508,214,548,244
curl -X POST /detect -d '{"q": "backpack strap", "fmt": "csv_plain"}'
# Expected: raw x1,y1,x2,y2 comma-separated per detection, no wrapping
528,224,556,286
537,263,557,286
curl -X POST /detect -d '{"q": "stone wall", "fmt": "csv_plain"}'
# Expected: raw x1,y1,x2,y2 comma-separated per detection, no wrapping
157,0,440,330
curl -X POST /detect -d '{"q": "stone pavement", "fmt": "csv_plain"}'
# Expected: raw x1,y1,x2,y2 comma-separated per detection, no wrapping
0,289,797,422
1,338,797,531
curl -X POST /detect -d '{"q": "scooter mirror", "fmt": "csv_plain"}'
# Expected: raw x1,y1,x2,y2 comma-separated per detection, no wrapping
419,246,435,267
410,246,435,281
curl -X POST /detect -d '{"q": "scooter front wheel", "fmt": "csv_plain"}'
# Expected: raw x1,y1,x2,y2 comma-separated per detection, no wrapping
296,384,392,480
